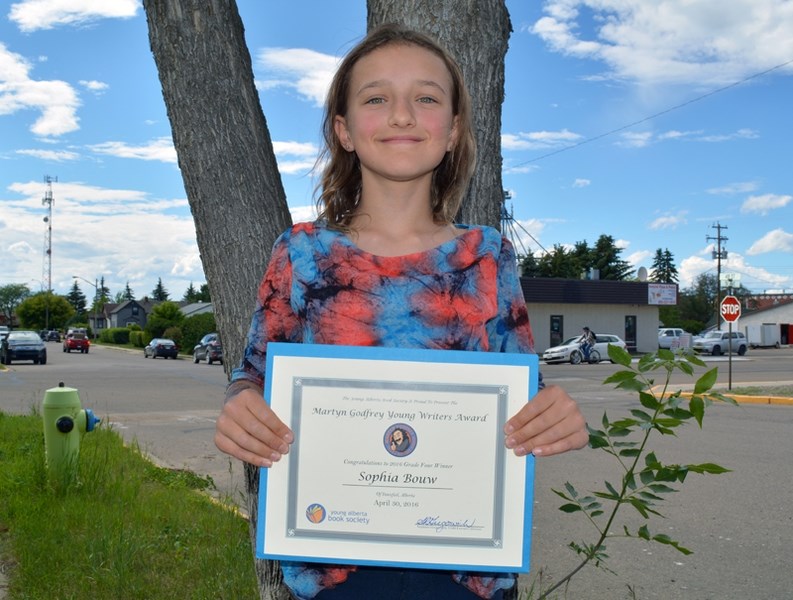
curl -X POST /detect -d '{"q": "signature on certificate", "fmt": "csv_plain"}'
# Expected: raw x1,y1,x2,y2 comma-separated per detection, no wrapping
415,516,480,533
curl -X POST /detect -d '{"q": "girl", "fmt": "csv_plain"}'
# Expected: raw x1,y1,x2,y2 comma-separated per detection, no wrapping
215,24,588,600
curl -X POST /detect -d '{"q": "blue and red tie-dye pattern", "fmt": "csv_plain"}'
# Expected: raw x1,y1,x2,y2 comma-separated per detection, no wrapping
232,221,536,599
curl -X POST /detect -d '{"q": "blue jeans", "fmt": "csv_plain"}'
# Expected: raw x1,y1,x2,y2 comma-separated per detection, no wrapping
312,567,509,599
581,342,592,361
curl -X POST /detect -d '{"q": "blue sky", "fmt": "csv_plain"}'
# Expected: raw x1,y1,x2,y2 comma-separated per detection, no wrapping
2,0,792,302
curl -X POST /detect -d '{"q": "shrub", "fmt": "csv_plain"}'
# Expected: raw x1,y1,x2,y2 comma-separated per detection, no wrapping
130,330,146,348
99,327,130,344
181,312,217,353
163,326,183,349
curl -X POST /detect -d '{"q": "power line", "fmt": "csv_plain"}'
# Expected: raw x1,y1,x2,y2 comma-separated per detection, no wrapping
513,58,793,167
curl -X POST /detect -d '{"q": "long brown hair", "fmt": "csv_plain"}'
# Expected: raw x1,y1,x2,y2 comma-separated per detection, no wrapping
316,24,476,229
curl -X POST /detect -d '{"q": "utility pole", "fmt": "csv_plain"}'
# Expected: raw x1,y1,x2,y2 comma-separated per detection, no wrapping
707,222,728,328
42,175,57,330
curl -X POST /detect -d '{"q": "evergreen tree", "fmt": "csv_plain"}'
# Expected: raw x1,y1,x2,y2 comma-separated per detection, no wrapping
98,276,111,305
650,248,679,283
123,281,135,301
591,234,634,281
151,277,170,301
519,253,541,277
537,244,580,278
65,281,87,316
183,281,200,303
197,283,211,303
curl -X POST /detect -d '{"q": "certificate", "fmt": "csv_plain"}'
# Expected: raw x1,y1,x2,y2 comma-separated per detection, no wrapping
256,343,538,572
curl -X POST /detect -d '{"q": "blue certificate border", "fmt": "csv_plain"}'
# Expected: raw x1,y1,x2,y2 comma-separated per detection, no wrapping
257,342,538,572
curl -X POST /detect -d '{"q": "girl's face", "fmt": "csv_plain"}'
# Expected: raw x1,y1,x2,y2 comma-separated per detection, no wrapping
334,43,459,190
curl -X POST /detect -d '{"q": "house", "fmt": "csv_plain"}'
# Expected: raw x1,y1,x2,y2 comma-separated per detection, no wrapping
180,302,214,318
737,294,793,345
520,278,674,354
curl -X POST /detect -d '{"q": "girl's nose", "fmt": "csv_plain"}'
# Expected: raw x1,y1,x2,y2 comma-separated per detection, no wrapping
388,97,415,127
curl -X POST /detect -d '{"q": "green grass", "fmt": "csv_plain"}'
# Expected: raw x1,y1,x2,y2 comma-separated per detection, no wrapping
718,384,793,397
0,411,258,599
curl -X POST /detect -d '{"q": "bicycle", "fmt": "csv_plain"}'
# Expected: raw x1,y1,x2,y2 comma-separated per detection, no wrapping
570,344,601,365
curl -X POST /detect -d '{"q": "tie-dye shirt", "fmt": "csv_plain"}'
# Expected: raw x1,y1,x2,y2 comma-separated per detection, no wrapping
232,221,536,600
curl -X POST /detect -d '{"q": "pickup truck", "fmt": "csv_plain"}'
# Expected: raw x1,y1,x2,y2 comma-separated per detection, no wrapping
63,333,90,353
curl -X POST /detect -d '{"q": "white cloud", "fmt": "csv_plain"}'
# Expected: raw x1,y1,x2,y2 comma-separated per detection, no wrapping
79,79,108,93
9,0,139,33
16,148,80,161
501,129,582,151
272,141,319,157
503,164,540,175
697,128,759,143
741,194,792,215
707,181,759,195
0,42,80,137
87,137,177,163
572,178,590,188
617,131,653,148
531,0,793,87
746,229,793,255
649,212,688,230
1,179,197,298
679,247,790,289
626,250,652,267
255,48,339,106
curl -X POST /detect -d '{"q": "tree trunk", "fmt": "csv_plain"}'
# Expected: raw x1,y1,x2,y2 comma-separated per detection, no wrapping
144,1,513,597
367,0,511,229
143,1,292,598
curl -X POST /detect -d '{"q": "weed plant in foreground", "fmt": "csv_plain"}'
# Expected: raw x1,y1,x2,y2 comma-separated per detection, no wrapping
0,412,258,599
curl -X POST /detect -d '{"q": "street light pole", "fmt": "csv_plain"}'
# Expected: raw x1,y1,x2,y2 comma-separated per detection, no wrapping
73,276,99,340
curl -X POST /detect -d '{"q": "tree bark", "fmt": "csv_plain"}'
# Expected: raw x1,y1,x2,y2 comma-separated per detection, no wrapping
367,0,512,229
144,1,513,597
143,1,292,598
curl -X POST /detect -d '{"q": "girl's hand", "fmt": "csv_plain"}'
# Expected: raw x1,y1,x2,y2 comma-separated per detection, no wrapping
214,387,294,467
504,384,588,457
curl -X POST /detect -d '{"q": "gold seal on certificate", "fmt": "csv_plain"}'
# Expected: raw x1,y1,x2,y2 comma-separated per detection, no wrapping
257,343,538,573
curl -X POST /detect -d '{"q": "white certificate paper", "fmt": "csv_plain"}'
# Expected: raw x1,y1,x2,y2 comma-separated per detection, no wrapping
256,343,538,572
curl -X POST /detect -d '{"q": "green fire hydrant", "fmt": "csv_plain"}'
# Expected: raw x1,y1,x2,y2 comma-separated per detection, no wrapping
42,382,100,482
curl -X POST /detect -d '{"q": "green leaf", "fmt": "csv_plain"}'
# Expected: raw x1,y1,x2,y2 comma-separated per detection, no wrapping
564,481,578,498
607,343,632,366
652,534,693,555
615,378,647,393
709,391,739,406
694,368,718,394
648,483,677,494
551,488,572,501
657,348,675,361
629,497,650,518
605,481,620,497
639,470,655,485
590,510,604,518
619,448,642,458
689,396,705,427
639,392,662,410
630,409,653,422
559,503,582,513
686,462,731,475
604,370,638,384
684,352,706,368
637,524,651,540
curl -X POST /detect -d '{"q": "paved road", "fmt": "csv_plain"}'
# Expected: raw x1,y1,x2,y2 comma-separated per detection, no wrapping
2,344,792,599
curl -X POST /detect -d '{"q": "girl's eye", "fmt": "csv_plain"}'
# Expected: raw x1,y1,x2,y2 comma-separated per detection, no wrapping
365,97,385,105
418,96,438,104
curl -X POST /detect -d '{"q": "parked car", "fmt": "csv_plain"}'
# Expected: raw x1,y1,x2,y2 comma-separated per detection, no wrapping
658,327,691,349
63,333,90,353
1,330,47,365
40,329,62,342
542,333,627,364
144,338,179,359
0,325,9,342
193,333,223,365
692,331,747,356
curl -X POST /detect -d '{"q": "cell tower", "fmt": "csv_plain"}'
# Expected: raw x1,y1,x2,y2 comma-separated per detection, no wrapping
42,175,57,329
500,190,546,260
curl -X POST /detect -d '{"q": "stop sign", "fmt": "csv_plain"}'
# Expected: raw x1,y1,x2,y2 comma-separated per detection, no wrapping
720,295,741,322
